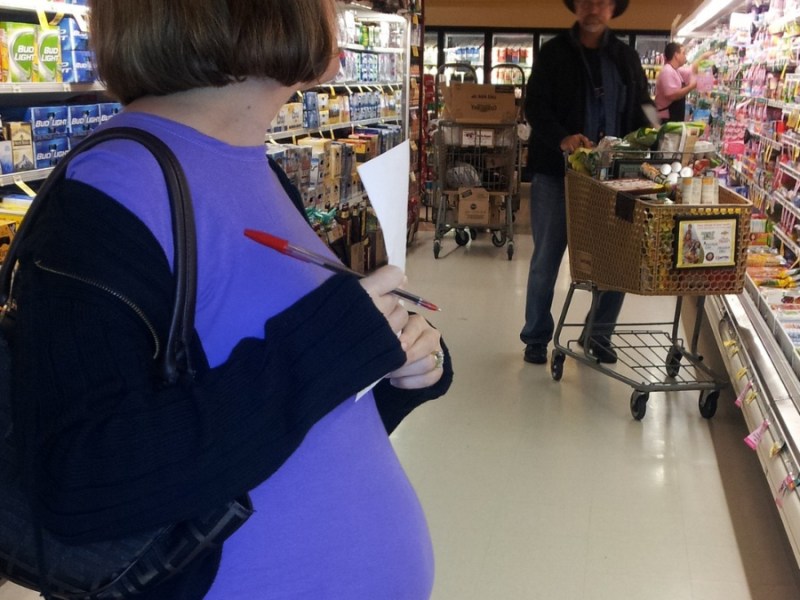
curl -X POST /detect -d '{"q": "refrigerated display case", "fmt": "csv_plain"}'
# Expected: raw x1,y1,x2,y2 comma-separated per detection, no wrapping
490,33,533,85
442,31,486,83
423,31,439,77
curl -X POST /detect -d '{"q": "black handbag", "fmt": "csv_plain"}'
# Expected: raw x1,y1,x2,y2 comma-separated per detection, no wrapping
0,127,252,599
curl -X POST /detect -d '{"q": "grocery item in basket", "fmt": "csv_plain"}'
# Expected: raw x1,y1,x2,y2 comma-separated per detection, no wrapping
445,162,481,188
601,177,664,194
622,126,658,149
567,147,596,175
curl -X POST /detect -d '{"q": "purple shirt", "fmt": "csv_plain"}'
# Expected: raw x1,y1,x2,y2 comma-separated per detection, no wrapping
68,112,433,599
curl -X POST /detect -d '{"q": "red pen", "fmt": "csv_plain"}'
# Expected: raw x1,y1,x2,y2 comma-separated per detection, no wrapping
244,228,441,312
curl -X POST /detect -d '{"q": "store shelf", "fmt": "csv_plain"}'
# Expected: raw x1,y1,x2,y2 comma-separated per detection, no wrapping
0,82,103,95
0,0,88,16
0,167,52,188
706,289,800,567
266,116,402,142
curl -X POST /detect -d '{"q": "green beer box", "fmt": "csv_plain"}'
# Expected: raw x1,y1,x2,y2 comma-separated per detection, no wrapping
1,22,37,83
37,27,61,83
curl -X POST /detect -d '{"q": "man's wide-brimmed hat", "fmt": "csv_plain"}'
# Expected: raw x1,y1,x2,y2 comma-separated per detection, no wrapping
563,0,629,18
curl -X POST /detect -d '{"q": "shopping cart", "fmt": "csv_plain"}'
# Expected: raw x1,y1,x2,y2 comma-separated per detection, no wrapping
550,167,752,420
431,120,518,259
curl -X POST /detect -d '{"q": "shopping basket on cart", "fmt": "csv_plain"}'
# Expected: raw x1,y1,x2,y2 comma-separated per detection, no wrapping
551,168,752,420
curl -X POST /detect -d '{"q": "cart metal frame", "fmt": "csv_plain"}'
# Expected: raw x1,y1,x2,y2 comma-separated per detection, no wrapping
551,282,727,420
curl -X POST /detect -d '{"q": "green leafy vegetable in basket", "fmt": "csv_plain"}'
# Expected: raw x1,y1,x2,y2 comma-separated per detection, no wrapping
623,127,658,149
660,121,706,135
567,148,596,174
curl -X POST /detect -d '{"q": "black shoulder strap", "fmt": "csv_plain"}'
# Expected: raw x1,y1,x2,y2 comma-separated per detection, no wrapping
0,126,197,384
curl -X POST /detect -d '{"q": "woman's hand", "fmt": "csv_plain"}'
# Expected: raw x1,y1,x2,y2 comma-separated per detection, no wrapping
388,314,444,390
359,265,408,334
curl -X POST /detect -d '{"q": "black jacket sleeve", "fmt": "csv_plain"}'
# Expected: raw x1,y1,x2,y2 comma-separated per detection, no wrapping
11,180,408,543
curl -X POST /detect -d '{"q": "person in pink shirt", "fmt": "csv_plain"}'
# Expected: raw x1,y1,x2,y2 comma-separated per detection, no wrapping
654,42,709,123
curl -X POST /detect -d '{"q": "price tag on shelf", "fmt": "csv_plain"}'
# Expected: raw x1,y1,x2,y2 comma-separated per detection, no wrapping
13,176,36,198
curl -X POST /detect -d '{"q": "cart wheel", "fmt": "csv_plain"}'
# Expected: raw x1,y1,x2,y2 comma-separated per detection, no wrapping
550,350,565,381
433,240,440,259
699,390,719,419
491,230,507,247
455,229,470,246
665,347,683,378
507,242,514,260
630,391,649,421
469,227,478,240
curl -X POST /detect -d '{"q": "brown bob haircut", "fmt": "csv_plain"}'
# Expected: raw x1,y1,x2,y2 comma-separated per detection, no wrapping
90,0,338,105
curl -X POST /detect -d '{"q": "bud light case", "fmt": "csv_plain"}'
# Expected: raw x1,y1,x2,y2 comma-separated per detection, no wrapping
24,106,69,139
34,136,69,169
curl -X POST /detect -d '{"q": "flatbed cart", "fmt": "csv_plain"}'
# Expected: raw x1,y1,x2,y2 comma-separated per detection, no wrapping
550,168,753,420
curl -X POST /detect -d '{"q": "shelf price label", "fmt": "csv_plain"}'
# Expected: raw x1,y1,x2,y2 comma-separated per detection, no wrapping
12,176,36,198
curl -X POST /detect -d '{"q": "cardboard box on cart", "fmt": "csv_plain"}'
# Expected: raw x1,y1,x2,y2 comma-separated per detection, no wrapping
457,187,490,225
440,83,517,124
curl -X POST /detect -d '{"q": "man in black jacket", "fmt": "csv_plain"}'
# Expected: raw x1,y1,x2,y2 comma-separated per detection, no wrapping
520,0,655,365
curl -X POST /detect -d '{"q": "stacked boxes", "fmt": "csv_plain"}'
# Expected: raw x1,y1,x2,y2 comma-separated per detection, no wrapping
25,106,69,168
0,102,120,173
0,19,94,84
59,17,93,83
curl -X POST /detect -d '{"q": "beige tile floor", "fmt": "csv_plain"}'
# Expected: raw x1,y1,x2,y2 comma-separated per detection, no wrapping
3,198,800,599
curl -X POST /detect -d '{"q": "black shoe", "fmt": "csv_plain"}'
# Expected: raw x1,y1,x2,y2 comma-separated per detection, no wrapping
577,335,617,364
588,340,617,364
524,344,548,364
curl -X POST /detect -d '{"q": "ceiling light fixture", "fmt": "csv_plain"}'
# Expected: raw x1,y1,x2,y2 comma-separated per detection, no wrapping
675,0,746,38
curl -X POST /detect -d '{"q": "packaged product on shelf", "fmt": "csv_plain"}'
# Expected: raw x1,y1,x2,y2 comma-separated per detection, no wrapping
24,106,69,139
302,91,318,129
58,16,89,53
60,49,95,83
36,27,61,83
67,104,100,141
98,102,122,125
4,121,33,172
0,28,6,82
0,140,12,174
328,97,341,125
0,22,36,83
268,106,287,133
284,102,303,129
33,136,69,169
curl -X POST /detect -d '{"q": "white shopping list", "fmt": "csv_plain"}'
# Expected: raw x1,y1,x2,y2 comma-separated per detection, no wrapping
357,140,410,271
354,140,410,400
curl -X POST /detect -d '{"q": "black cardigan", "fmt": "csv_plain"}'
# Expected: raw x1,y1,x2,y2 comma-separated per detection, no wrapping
525,24,653,177
10,168,452,597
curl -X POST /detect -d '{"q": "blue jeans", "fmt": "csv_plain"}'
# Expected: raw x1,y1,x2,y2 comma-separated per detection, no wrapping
520,173,624,346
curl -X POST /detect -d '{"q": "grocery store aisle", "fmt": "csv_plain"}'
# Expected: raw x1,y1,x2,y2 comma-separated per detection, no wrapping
2,204,800,600
391,204,800,599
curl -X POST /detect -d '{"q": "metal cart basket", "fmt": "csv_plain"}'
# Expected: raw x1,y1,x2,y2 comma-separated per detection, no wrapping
551,169,752,420
432,120,518,259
